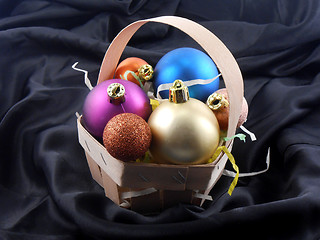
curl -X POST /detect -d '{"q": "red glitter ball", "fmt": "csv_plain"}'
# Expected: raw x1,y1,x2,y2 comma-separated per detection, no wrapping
103,113,152,162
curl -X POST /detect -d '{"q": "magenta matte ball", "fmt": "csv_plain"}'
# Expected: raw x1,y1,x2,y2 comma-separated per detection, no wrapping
82,79,152,139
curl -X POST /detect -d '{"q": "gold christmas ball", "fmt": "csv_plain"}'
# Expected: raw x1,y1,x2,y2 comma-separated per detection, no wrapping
148,80,220,165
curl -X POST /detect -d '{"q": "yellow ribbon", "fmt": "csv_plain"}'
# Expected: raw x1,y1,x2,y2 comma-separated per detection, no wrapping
208,146,239,196
136,151,152,163
150,99,160,111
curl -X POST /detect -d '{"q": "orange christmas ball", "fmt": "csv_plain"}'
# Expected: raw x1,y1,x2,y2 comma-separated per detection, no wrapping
115,57,153,87
103,113,152,162
207,88,248,131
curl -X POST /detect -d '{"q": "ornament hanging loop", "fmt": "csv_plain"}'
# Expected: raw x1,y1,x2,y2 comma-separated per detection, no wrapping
169,80,190,103
207,92,229,110
107,83,126,104
138,64,153,81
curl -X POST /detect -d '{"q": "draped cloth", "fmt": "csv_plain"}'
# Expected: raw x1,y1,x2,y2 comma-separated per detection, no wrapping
1,1,320,239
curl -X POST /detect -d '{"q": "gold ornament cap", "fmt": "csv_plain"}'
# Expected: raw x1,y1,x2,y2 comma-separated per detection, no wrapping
138,64,153,81
206,92,229,110
107,83,125,104
169,80,190,103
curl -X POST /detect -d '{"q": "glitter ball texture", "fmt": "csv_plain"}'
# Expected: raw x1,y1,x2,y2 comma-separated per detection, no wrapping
103,113,152,162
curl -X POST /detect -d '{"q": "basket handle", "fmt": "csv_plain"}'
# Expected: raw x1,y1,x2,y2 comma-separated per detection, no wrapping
97,16,243,139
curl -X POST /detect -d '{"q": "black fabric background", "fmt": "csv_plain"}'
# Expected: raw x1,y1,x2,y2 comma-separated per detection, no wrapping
1,0,320,239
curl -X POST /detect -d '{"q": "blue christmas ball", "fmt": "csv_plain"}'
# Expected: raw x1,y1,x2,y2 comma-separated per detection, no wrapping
153,47,220,102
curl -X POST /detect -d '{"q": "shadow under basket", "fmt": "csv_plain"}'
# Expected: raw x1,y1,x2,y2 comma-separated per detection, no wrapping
77,116,231,214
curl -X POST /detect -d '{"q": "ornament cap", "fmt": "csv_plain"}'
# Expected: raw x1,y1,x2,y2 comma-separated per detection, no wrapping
107,83,126,105
169,80,190,103
207,92,229,110
138,64,153,81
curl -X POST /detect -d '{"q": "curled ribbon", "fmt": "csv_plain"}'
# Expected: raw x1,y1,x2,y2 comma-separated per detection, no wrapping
120,70,144,88
208,146,239,196
72,62,93,90
156,74,221,99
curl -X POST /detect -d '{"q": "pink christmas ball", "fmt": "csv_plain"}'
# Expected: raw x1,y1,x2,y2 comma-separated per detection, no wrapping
82,79,152,139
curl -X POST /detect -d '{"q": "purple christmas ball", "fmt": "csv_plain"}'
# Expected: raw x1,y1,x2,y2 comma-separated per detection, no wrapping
82,79,152,139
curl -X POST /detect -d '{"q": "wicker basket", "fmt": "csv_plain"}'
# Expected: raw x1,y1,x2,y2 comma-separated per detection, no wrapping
77,16,244,213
